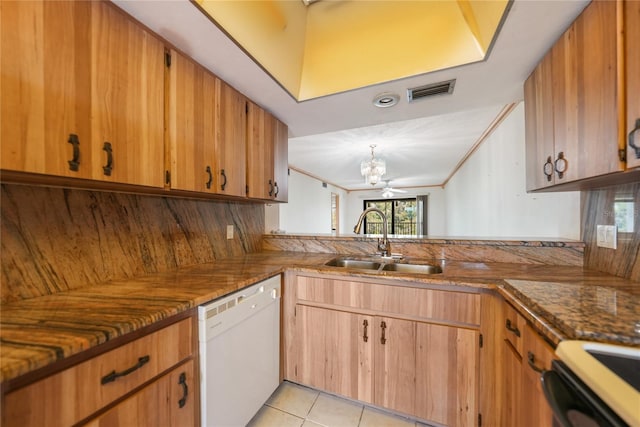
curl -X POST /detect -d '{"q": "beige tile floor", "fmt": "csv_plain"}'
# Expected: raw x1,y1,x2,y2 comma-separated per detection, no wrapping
247,381,431,427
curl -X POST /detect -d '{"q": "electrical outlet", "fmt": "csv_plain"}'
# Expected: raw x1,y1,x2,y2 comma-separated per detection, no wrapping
227,225,234,240
596,225,617,249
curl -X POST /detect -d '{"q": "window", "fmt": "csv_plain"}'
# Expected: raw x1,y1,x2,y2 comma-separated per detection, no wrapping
363,198,417,235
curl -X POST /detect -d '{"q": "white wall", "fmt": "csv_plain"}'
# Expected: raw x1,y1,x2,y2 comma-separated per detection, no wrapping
275,101,581,239
265,169,348,234
444,102,581,239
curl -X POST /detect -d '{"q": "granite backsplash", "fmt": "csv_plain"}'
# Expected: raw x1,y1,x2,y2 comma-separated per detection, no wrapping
0,184,264,303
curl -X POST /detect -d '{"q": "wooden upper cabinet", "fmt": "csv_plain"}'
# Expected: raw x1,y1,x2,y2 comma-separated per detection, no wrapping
273,118,289,202
1,1,93,179
524,54,555,191
626,0,640,169
167,49,217,193
524,0,629,190
0,1,165,188
246,101,288,201
90,2,164,188
215,81,247,197
246,101,274,200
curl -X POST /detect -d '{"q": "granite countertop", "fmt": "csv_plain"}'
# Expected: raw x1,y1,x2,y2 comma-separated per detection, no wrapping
1,251,639,384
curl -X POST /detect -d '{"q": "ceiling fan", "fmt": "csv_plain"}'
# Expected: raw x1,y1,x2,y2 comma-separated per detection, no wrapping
380,181,407,198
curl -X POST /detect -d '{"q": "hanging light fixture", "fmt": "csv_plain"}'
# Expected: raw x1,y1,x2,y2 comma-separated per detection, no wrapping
360,145,386,185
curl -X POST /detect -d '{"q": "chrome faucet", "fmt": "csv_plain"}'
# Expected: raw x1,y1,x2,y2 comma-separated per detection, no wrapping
353,207,391,257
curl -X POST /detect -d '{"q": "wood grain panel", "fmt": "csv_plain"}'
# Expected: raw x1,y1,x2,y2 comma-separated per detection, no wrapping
295,305,373,403
168,49,217,192
296,276,480,326
626,0,640,169
521,324,555,427
373,317,416,416
215,80,246,197
246,101,273,200
273,118,289,202
414,323,478,427
0,1,93,178
90,2,165,188
4,319,192,427
84,359,196,427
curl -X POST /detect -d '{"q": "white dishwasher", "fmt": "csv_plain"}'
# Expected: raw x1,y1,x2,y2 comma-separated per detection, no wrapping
198,275,281,427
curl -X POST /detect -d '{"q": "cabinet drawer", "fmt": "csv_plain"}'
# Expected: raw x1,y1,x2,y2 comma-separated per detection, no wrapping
4,318,193,427
297,276,480,326
503,302,525,355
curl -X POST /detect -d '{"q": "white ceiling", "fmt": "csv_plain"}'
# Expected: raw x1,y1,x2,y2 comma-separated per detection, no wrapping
114,0,590,191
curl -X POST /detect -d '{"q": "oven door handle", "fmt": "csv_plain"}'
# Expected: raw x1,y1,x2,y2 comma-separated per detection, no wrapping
541,370,598,427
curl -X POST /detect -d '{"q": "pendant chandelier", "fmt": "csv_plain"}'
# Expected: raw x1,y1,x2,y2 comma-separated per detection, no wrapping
360,145,386,185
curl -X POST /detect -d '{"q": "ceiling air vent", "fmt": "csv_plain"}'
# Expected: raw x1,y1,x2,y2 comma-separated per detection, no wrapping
407,79,456,102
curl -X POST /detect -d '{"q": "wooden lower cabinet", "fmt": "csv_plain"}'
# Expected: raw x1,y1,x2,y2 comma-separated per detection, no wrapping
85,359,196,427
3,316,197,427
501,302,555,427
296,305,373,403
292,276,480,427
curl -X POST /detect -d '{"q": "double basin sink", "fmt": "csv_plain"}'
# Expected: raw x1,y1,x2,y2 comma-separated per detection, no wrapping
324,257,443,275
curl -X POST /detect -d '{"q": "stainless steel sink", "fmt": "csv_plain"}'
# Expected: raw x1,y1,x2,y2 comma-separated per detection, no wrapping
381,263,442,274
324,258,382,270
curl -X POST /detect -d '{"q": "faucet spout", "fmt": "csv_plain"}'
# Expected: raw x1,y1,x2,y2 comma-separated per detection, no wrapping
353,207,391,257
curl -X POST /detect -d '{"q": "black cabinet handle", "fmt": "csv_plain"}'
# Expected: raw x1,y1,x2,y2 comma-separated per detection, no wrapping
68,134,80,171
101,355,150,385
554,152,567,179
102,142,113,176
274,182,279,197
629,118,640,159
205,166,213,189
178,372,188,408
268,180,274,197
543,156,553,182
527,351,545,373
363,319,369,343
380,321,387,345
505,319,521,337
220,169,227,191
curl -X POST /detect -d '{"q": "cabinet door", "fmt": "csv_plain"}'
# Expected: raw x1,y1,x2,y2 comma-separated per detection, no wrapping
1,1,93,178
215,80,246,197
414,323,479,427
246,101,274,200
501,340,522,427
85,359,196,427
521,324,555,427
90,2,164,188
295,305,373,403
524,54,555,191
373,317,416,416
553,0,621,182
168,49,217,192
273,118,289,202
626,0,640,169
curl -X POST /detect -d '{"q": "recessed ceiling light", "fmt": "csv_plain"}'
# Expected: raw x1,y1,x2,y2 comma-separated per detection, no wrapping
373,93,400,108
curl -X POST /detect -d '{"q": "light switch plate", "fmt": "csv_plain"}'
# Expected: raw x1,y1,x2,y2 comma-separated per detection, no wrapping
596,225,617,249
227,225,234,240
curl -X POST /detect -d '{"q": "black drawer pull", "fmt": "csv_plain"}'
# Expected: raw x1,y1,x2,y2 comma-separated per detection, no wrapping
527,351,545,373
205,166,213,189
68,134,80,171
101,355,150,385
178,372,188,408
363,319,369,343
505,319,521,337
274,182,279,197
543,156,553,182
220,169,227,191
268,179,274,197
554,151,567,179
102,142,113,176
380,320,387,345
